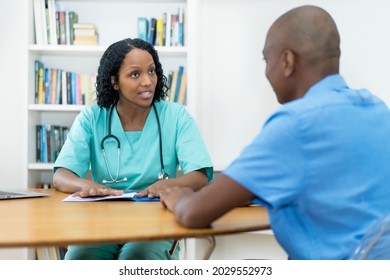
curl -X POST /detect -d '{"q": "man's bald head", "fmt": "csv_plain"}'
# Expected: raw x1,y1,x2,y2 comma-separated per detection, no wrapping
267,5,340,64
263,6,341,103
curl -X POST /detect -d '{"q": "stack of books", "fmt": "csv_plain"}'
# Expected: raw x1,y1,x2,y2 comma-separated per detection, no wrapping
73,23,99,45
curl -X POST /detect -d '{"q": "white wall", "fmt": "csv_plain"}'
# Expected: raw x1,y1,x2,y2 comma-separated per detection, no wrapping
0,0,29,259
195,0,390,170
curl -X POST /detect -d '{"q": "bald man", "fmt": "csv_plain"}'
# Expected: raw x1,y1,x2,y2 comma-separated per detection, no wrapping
160,6,390,259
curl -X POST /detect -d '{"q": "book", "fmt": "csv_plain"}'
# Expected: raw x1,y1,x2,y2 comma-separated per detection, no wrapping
34,60,40,103
50,68,57,104
55,11,60,44
74,29,98,36
63,191,160,202
41,124,47,163
171,14,178,46
73,35,98,45
137,17,148,41
148,18,156,45
37,62,44,104
44,67,50,104
58,11,66,45
165,12,171,47
177,73,187,104
68,11,79,45
36,125,41,162
56,68,62,104
33,0,44,44
156,17,164,46
169,70,178,102
73,23,98,30
47,0,57,45
178,7,185,46
65,11,70,45
173,66,184,102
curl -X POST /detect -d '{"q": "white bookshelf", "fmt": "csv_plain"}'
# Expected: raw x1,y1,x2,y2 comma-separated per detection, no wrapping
26,0,196,189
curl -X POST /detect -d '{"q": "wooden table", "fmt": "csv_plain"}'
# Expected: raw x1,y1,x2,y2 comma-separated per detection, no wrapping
0,189,270,259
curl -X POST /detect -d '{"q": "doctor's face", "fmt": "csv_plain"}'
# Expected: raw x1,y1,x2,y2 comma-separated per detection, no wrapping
113,48,158,108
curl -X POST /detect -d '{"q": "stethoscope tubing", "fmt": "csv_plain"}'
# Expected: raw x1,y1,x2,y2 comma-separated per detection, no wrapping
100,102,168,184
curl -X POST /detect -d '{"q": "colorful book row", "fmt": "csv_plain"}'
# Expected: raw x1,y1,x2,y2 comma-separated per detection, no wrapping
138,7,185,47
34,60,96,105
36,124,69,163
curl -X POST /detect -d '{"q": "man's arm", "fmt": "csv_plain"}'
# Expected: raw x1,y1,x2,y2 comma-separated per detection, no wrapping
160,174,254,228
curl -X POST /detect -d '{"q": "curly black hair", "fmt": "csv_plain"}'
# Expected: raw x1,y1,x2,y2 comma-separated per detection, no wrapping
96,38,168,108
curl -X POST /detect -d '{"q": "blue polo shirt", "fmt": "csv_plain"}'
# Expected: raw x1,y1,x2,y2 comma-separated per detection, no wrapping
223,74,390,259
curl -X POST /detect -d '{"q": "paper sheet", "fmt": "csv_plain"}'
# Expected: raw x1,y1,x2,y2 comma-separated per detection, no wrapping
63,191,159,202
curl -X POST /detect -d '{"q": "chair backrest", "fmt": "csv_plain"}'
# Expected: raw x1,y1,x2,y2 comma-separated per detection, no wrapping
348,213,390,260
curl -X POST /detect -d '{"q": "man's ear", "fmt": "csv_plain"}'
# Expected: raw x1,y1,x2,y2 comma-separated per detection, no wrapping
282,49,295,77
111,76,119,90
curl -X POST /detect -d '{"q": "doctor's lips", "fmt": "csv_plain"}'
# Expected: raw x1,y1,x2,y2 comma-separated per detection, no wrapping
139,91,154,99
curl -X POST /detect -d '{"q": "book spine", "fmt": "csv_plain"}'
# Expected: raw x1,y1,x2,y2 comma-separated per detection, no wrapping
65,11,70,45
41,124,47,163
56,68,62,104
169,70,178,102
44,67,50,104
59,11,66,45
177,73,187,104
47,0,57,45
61,70,67,104
50,68,57,104
137,17,149,41
34,60,40,103
33,0,44,44
36,125,41,162
38,63,44,104
174,66,184,102
148,18,156,45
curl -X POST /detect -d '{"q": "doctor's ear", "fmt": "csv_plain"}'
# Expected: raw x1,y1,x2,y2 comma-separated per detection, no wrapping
111,76,119,91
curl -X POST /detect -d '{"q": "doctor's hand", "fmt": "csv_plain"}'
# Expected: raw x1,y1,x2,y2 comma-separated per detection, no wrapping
135,180,176,199
72,184,124,198
160,187,194,212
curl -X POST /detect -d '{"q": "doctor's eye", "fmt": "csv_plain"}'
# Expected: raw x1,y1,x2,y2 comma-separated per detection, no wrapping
130,72,140,78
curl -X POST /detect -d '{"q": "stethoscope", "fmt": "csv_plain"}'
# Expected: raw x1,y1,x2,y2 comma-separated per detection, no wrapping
100,103,169,184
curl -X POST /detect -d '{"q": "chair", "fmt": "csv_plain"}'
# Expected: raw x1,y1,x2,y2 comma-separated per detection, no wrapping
348,213,390,260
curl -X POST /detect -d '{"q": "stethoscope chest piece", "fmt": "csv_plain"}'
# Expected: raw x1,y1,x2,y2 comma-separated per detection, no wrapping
158,170,169,180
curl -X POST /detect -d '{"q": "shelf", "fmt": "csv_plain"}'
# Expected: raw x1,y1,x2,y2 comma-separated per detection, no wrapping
56,0,186,3
28,163,54,171
28,104,84,112
28,44,187,57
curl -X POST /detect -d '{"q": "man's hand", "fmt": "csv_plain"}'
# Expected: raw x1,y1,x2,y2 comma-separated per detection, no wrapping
160,186,194,212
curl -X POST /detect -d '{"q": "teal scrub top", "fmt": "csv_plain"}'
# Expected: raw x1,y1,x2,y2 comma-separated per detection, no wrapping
54,101,213,190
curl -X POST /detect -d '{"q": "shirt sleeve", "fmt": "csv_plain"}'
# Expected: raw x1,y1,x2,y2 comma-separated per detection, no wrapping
223,108,306,209
175,107,214,182
53,106,93,178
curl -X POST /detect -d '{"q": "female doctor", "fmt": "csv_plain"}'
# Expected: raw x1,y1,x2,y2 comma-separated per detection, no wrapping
53,38,213,260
